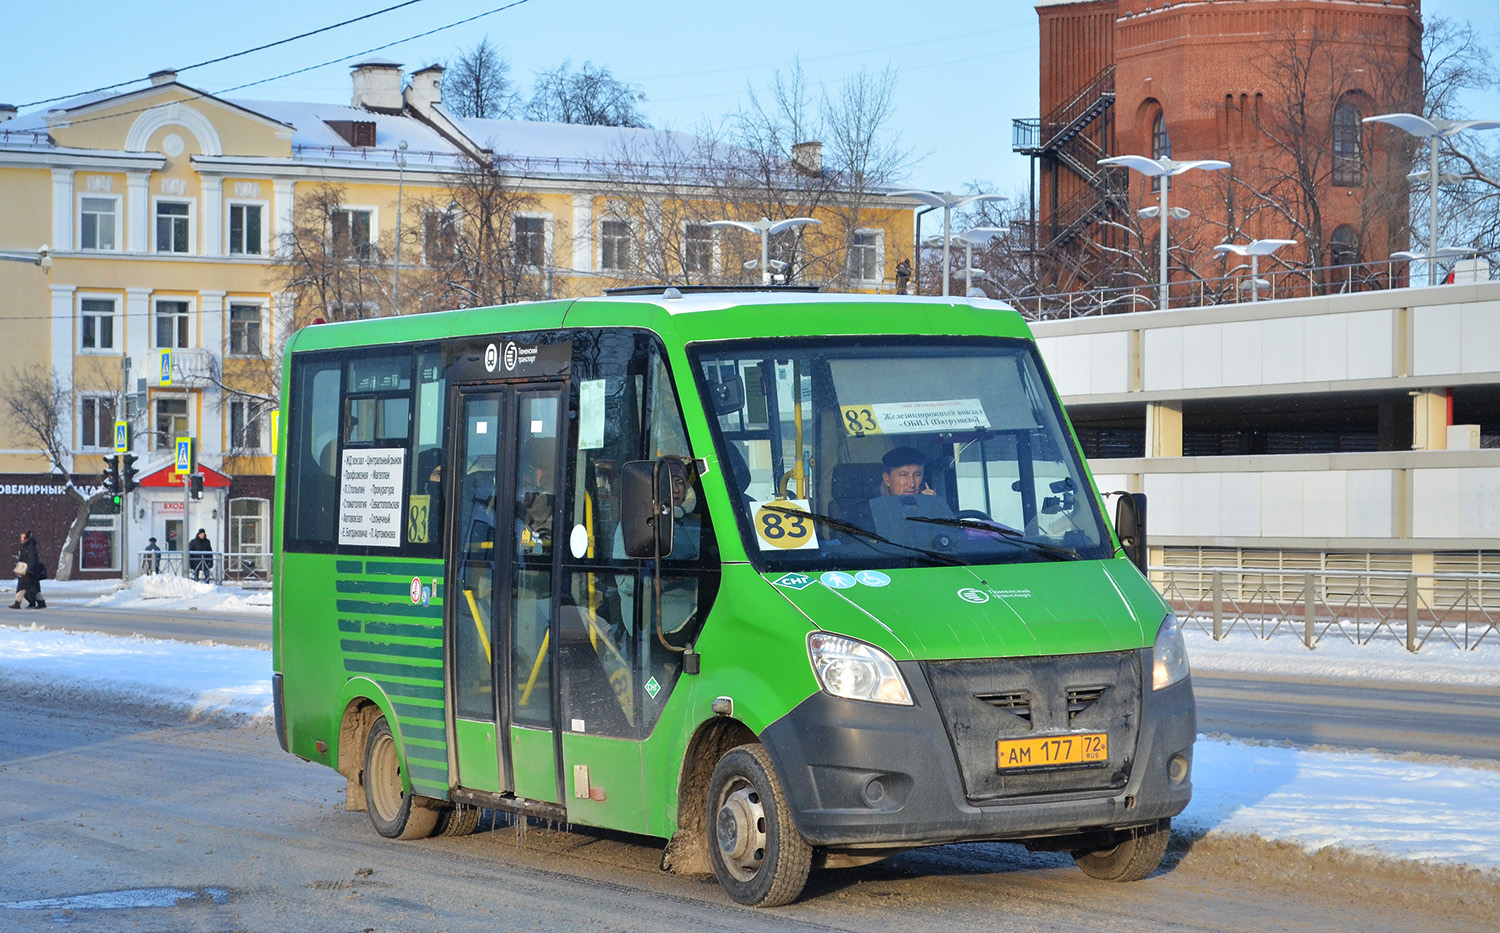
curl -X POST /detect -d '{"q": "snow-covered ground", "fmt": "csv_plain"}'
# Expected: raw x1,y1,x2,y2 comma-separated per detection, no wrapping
1,594,1498,874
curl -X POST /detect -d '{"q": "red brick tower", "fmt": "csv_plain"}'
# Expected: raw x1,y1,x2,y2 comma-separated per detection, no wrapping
1017,0,1422,296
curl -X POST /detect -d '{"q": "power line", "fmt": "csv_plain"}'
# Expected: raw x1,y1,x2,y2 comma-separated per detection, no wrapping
17,0,436,110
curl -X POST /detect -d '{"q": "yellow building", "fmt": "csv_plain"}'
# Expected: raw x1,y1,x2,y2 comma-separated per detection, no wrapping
0,61,917,577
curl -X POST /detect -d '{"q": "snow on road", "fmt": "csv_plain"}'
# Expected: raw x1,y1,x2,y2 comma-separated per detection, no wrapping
2,579,1499,874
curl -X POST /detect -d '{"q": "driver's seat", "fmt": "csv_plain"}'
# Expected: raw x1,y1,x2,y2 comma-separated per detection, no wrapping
829,463,884,531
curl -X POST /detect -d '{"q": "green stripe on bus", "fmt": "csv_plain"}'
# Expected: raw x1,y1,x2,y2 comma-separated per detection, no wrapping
401,723,447,744
392,700,444,721
362,620,441,638
337,619,361,633
404,736,447,751
408,765,449,785
340,639,443,661
344,658,442,681
386,683,444,703
336,580,425,596
336,561,363,574
336,600,443,619
360,561,444,578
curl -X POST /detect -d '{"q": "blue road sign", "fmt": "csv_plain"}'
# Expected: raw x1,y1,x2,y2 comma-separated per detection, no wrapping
174,437,192,474
113,420,129,453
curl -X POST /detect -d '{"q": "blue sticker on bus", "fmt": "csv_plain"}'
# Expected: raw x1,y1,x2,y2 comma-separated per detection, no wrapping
855,570,891,587
820,571,857,590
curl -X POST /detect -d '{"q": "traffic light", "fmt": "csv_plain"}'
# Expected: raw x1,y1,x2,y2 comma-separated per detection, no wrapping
188,473,204,500
121,453,140,493
102,454,121,502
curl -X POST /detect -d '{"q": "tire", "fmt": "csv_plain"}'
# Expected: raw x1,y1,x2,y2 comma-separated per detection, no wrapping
363,715,440,840
434,803,482,837
706,743,812,908
1072,819,1171,882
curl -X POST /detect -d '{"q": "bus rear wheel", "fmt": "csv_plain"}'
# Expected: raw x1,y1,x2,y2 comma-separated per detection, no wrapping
363,715,439,840
706,743,811,908
1072,819,1171,882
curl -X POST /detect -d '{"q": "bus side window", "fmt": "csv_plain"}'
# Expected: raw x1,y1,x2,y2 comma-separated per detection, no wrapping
285,357,341,548
408,351,446,555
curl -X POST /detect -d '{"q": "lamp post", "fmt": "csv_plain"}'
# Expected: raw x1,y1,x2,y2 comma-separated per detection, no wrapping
1098,155,1230,310
706,216,821,285
1212,239,1296,302
392,140,408,315
887,190,1005,296
926,226,1009,295
0,244,51,269
1363,113,1500,286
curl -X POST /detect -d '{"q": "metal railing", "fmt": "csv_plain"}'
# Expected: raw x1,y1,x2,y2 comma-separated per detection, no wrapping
1153,566,1500,652
135,550,271,586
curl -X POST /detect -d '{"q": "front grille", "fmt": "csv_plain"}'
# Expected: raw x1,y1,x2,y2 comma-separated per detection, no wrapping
923,652,1141,802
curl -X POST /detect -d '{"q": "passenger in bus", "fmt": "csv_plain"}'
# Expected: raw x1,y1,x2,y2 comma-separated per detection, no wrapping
868,445,954,546
517,440,555,554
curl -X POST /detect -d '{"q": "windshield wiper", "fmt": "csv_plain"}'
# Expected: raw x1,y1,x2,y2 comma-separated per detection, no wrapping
759,504,966,567
905,516,1078,561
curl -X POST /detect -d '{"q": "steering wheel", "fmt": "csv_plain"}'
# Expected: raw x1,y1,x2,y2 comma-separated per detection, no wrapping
957,509,992,522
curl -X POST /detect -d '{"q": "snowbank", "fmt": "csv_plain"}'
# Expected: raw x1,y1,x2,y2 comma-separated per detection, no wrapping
85,574,271,614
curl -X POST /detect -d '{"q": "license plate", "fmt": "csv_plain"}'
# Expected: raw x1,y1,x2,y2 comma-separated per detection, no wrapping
997,733,1108,770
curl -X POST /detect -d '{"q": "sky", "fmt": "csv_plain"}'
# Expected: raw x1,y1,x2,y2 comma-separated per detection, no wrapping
5,576,1500,870
4,1,1496,196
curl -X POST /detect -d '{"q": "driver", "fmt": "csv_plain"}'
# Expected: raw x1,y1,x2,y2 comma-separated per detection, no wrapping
868,446,955,545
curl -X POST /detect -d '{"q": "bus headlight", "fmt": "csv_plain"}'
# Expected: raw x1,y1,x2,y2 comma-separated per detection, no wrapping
1152,613,1190,690
807,633,913,705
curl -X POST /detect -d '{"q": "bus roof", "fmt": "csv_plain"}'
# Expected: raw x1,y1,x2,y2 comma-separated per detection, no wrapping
284,291,1035,356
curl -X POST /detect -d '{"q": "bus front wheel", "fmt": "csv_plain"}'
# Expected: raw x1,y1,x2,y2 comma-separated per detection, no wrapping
706,743,812,908
363,715,439,840
1072,819,1171,882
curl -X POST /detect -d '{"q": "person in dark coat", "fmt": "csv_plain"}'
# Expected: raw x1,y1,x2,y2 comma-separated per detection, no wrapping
143,536,162,574
188,528,214,582
11,530,45,609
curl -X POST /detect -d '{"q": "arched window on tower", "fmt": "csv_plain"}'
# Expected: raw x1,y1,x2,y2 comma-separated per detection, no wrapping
1330,225,1360,268
1333,100,1363,187
1151,110,1171,191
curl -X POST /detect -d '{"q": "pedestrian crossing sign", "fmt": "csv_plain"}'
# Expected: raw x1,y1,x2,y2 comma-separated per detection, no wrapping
174,437,192,475
159,349,173,386
113,420,129,453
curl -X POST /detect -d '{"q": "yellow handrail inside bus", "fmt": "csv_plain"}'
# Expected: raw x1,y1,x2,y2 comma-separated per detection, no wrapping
462,587,492,663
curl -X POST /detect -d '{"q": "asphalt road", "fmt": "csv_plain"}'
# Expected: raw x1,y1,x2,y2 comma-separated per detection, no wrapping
11,603,271,647
1,685,1493,932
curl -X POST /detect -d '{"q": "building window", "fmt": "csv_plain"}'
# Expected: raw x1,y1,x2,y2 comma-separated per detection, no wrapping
514,215,546,267
230,498,270,558
1151,110,1171,192
1333,101,1363,187
228,203,264,255
1330,225,1360,267
80,196,119,251
228,303,264,356
155,300,191,348
154,397,189,450
848,231,882,283
332,208,374,258
80,297,117,352
80,500,120,572
229,398,265,451
79,395,117,450
600,219,633,271
423,209,458,263
684,223,714,279
155,200,192,253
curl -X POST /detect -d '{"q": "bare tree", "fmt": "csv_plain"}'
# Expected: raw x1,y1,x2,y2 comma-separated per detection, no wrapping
0,365,121,580
445,37,520,119
526,61,649,128
273,182,391,326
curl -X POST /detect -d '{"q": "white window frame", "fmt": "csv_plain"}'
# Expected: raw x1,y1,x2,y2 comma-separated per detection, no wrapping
848,228,885,284
228,397,267,452
152,195,196,255
78,292,121,354
512,211,552,270
152,393,192,452
226,199,269,257
599,217,634,272
226,298,269,357
681,221,719,278
78,193,122,252
229,497,270,556
78,393,118,451
153,296,197,350
330,205,378,258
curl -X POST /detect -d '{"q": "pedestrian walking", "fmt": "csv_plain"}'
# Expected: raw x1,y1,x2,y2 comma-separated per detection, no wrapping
188,528,214,583
10,530,46,609
143,536,162,574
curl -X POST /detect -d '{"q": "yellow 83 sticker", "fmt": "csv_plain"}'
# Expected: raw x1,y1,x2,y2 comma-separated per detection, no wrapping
751,499,819,551
839,404,882,436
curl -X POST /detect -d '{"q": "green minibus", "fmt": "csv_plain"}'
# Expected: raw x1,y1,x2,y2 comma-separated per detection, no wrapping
272,288,1193,907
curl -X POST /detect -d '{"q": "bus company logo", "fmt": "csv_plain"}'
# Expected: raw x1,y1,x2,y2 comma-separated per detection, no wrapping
957,587,990,604
772,572,815,590
503,341,519,371
484,343,498,372
409,576,422,604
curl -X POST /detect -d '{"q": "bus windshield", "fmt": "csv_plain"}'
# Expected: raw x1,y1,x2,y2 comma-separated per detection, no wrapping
691,337,1114,571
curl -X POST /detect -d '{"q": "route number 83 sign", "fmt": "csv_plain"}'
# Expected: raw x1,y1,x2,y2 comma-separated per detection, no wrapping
749,499,820,551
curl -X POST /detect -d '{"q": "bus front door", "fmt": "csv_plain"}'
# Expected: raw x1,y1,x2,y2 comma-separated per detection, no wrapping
448,385,565,805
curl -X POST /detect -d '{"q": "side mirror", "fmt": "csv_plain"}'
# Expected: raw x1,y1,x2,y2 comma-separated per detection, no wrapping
621,459,686,558
1113,492,1148,574
708,375,745,416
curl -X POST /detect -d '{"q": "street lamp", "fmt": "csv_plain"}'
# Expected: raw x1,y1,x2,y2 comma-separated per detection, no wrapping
392,140,408,315
706,216,821,285
1098,155,1230,310
1363,113,1500,286
1212,239,1296,302
926,226,1008,295
887,190,1005,296
0,244,51,269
